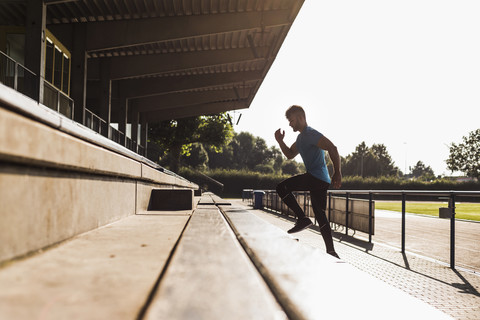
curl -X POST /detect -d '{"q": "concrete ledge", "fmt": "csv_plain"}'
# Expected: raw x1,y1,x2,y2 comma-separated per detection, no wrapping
0,106,142,179
0,164,136,263
0,98,198,262
143,207,285,319
141,164,176,186
148,189,194,211
0,84,183,181
0,214,190,320
0,86,197,190
198,192,231,206
219,205,452,320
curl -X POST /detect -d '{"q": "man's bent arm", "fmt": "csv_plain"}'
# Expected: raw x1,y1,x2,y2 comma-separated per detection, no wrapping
275,129,298,159
279,141,298,160
317,136,342,188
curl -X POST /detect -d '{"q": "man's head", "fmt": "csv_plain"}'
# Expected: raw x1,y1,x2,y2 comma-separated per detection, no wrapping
285,105,307,132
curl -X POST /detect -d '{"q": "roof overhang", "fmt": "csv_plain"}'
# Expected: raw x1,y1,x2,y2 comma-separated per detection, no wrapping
0,0,304,122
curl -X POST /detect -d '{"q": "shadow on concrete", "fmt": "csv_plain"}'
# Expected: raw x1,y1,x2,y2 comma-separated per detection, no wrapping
452,270,480,297
256,206,480,299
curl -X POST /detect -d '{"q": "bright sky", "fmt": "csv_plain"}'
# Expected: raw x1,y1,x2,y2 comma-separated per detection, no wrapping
234,0,480,176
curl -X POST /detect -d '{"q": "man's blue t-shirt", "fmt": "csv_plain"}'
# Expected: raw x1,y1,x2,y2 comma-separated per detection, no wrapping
296,126,331,184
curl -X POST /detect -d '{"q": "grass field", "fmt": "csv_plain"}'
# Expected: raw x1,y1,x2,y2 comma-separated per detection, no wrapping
375,202,480,222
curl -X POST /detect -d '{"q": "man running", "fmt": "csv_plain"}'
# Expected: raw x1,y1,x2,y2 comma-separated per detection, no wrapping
275,105,342,258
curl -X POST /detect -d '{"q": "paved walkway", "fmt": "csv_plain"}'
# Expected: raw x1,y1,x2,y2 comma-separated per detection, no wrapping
231,200,480,320
363,209,480,272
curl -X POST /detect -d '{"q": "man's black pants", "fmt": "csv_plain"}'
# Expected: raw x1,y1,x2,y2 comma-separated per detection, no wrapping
276,173,335,252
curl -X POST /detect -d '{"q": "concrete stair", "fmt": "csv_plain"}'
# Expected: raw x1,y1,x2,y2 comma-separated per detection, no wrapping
0,194,451,319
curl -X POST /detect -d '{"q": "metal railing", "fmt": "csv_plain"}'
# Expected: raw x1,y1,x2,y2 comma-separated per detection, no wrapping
0,51,37,101
1,50,74,119
137,144,145,156
1,51,147,158
261,189,313,221
43,81,74,119
85,108,108,136
84,108,145,154
110,125,124,145
250,189,480,269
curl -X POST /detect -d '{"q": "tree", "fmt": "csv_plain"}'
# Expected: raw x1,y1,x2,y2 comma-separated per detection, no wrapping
370,143,399,177
230,132,255,169
181,143,209,170
343,142,371,177
148,113,233,172
446,128,480,179
216,132,279,171
282,160,301,175
200,130,294,173
343,142,399,177
206,142,234,169
272,148,284,173
410,160,435,180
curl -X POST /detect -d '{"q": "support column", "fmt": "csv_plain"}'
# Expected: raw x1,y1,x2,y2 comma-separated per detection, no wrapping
118,98,128,147
71,24,88,124
130,105,140,152
24,0,46,103
140,113,148,156
111,97,128,146
99,58,111,138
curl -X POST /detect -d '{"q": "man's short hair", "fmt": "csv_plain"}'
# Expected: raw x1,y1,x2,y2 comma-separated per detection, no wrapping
285,105,305,119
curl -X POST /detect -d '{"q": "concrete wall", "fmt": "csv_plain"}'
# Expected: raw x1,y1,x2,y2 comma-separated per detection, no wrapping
0,85,197,263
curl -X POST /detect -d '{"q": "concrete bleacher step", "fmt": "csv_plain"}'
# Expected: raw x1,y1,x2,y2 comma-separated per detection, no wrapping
143,205,285,319
197,192,232,206
0,214,191,320
218,205,452,320
0,197,452,319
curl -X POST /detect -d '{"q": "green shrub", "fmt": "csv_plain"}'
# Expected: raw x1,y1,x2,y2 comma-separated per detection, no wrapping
179,168,289,198
179,168,480,199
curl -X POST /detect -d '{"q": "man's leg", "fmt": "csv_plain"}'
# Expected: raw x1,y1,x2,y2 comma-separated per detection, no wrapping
276,174,312,233
310,182,338,258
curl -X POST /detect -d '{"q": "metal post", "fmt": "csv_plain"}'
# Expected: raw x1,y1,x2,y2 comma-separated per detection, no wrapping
345,193,349,235
401,192,406,253
276,193,279,213
71,100,75,120
368,192,373,243
57,90,61,112
450,193,456,269
266,191,268,210
14,62,18,90
268,191,271,211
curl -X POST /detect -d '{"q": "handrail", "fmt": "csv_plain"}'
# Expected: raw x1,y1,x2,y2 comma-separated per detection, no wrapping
1,50,149,159
196,171,224,188
327,189,480,269
43,81,74,119
328,190,480,197
1,50,74,120
1,52,190,182
0,50,37,101
0,51,36,75
246,188,480,269
0,83,194,185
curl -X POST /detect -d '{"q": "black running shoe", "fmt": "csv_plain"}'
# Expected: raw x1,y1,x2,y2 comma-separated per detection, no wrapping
287,217,313,234
327,251,340,259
